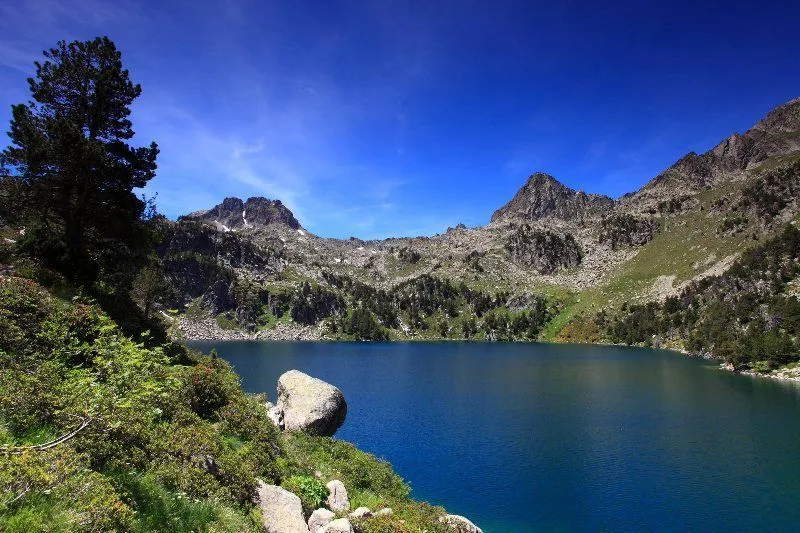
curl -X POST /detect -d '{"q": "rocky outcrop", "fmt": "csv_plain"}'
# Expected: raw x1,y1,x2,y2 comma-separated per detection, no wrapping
627,97,800,207
320,518,353,533
254,481,308,533
265,401,283,428
158,219,283,313
269,371,347,436
598,214,660,249
439,514,483,533
505,225,582,274
325,479,350,512
184,196,301,231
491,172,613,223
308,508,335,532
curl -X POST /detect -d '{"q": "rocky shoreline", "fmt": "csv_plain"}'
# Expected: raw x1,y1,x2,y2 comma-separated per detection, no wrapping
666,345,800,383
175,317,800,384
172,316,323,341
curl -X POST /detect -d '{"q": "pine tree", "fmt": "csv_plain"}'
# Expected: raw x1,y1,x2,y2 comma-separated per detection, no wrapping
1,37,158,287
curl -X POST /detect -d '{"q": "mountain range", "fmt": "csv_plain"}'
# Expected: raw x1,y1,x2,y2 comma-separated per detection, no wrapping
156,98,800,342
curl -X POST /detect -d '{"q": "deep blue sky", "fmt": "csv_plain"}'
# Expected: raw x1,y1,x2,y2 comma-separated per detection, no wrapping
1,1,799,238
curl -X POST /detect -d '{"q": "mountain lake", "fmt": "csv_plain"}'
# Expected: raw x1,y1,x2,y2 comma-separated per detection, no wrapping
188,341,800,532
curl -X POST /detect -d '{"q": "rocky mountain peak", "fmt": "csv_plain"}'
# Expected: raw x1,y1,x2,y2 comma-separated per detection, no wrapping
627,97,800,208
491,172,614,223
754,97,800,132
183,196,300,231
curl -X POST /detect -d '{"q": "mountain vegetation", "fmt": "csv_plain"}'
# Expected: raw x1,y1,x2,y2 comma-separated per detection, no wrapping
599,224,800,370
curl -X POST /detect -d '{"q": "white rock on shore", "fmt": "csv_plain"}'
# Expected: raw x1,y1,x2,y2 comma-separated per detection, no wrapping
439,514,484,533
308,508,335,532
320,518,353,533
272,370,347,436
349,507,372,519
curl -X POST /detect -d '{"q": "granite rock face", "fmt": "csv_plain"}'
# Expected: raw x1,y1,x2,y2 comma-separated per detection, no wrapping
185,196,301,231
491,172,614,223
320,518,353,533
504,225,583,274
308,508,335,532
439,514,483,533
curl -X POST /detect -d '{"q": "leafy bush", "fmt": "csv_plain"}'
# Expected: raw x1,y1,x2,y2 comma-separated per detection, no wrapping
179,357,241,419
283,475,329,514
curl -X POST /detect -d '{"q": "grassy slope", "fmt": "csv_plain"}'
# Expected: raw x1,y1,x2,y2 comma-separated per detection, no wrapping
541,176,770,340
0,276,449,532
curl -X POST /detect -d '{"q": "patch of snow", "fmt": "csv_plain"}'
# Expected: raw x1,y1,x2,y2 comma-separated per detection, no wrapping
297,229,306,236
242,210,248,226
334,258,342,263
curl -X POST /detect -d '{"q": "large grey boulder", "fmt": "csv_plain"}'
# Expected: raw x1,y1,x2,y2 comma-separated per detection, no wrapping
320,518,353,533
325,479,350,512
308,508,335,532
254,481,308,533
439,514,483,533
274,370,347,436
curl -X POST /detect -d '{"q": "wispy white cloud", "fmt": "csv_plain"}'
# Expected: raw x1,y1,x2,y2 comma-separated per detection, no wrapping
0,0,481,239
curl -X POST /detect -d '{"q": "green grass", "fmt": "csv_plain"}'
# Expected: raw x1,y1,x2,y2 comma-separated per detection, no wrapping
112,473,256,533
0,495,75,533
216,312,240,330
257,311,293,330
184,297,207,320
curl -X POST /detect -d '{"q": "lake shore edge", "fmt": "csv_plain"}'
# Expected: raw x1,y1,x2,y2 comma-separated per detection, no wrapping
183,323,800,384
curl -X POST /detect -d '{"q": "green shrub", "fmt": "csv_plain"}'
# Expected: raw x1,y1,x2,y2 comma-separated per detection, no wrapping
0,449,135,532
179,357,241,419
283,475,328,514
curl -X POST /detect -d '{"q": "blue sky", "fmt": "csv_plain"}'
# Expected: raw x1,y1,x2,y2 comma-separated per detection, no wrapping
1,1,799,238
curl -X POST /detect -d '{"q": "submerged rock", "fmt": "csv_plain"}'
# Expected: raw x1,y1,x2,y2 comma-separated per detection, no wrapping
253,481,308,533
274,370,347,436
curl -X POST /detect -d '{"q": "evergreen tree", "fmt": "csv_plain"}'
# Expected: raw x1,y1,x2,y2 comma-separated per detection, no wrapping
0,37,158,287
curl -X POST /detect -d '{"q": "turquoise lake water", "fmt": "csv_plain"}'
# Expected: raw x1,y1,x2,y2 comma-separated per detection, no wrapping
188,341,800,532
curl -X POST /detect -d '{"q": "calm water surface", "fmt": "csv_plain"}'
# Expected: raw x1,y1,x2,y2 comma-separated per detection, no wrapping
189,341,800,532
